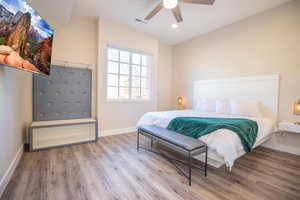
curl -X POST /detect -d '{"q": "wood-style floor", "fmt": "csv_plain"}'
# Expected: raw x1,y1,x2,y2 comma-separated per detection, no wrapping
1,133,300,200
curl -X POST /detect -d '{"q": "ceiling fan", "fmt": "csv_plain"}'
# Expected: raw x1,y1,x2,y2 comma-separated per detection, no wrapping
144,0,215,23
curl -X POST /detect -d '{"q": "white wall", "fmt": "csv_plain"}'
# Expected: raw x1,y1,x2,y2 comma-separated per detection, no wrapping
52,17,98,118
97,18,174,134
173,0,300,122
97,18,159,133
0,68,32,193
158,43,174,111
52,17,98,65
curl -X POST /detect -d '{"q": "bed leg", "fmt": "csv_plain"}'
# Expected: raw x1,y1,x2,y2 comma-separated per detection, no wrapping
137,130,140,152
205,145,208,177
188,151,192,186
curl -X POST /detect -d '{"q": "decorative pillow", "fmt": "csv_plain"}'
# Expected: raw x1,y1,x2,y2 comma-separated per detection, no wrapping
196,98,216,113
230,100,262,117
216,99,231,114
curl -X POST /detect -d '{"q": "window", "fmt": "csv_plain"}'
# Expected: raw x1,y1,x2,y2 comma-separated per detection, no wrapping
106,46,152,101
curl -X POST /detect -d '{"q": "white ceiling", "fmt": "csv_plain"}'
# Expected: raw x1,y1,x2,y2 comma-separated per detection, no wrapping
28,0,73,31
76,0,290,45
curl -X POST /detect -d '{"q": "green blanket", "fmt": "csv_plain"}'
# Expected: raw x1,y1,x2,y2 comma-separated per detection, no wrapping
167,117,258,152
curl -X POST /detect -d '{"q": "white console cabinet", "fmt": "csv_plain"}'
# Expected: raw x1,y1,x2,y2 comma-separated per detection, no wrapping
29,119,98,151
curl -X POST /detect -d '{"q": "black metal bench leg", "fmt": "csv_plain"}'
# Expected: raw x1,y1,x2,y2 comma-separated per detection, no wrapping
137,130,140,152
151,137,154,149
137,128,207,185
205,145,208,177
188,151,192,186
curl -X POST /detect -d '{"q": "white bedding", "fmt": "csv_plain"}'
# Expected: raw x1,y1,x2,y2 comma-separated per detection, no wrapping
136,110,275,168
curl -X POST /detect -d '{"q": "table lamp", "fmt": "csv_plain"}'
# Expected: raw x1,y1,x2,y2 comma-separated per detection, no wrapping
294,99,300,125
177,96,184,110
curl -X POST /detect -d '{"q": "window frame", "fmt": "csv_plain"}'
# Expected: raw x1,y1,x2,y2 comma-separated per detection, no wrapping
105,45,153,102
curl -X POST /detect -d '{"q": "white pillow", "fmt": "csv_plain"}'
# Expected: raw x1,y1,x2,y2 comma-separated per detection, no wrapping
196,98,216,113
230,100,262,117
216,99,231,114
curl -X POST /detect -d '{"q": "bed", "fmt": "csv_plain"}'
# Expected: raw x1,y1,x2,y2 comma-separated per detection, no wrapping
137,75,280,169
137,110,275,168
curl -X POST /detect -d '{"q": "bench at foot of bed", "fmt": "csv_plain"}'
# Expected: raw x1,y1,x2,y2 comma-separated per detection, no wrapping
137,125,208,186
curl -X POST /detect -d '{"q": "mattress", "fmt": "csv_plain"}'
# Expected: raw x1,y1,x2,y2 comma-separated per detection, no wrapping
137,110,275,168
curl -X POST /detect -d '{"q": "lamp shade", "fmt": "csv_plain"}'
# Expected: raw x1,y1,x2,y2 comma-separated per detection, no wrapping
178,96,183,106
294,99,300,115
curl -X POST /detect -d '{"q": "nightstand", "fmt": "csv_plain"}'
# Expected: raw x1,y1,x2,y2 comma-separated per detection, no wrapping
278,122,300,134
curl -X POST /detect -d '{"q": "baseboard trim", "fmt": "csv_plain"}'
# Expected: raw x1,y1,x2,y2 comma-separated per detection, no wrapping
100,127,137,137
0,145,24,197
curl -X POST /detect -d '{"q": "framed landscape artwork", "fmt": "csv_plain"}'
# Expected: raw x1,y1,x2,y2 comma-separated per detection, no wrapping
0,0,54,75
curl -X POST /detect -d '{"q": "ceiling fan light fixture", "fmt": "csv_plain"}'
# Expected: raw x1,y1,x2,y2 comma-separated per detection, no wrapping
171,23,179,29
163,0,178,9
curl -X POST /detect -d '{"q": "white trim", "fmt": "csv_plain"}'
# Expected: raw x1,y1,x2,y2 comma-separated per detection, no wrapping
262,131,300,156
105,99,152,103
278,121,300,134
52,59,95,70
0,145,24,198
100,127,137,137
194,74,280,85
107,44,152,56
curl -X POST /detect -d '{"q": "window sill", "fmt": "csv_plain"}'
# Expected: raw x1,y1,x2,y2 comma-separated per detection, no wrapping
106,99,152,103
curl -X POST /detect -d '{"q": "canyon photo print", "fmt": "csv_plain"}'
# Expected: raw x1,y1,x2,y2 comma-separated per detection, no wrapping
0,0,53,75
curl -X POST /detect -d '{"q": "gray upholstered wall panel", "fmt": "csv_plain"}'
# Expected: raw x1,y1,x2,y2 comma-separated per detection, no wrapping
33,65,91,121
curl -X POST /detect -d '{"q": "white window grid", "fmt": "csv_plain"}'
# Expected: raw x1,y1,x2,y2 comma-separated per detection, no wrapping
106,46,152,101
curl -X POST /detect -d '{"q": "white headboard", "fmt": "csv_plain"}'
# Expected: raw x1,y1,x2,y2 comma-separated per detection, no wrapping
193,74,280,122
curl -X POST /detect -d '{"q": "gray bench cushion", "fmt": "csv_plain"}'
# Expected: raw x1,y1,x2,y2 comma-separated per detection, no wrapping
139,125,206,151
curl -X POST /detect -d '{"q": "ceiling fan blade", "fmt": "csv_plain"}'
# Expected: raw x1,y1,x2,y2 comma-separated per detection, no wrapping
145,2,164,21
172,5,183,23
179,0,215,5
